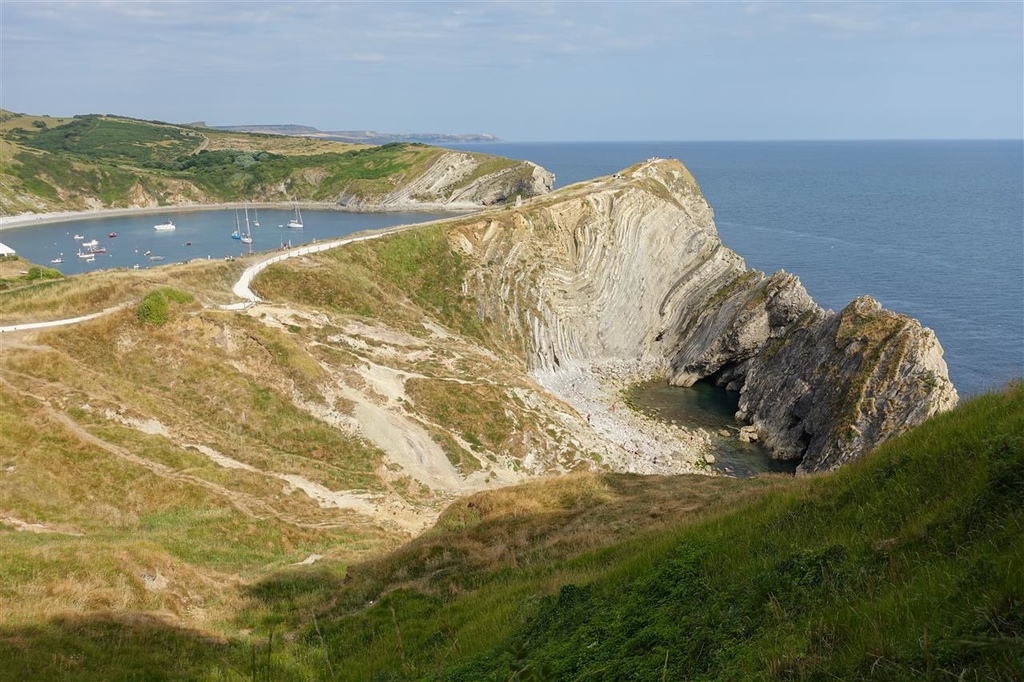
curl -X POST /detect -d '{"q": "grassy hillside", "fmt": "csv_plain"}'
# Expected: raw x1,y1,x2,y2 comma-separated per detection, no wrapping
0,111,520,214
0,175,1017,678
0,227,616,678
1,376,1018,679
234,382,1018,681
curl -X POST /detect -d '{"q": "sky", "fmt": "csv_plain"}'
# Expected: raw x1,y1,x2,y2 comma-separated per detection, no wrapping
1,1,1021,141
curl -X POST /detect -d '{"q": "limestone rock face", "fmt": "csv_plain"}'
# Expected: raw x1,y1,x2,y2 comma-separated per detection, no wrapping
335,151,554,211
456,158,958,473
734,295,959,472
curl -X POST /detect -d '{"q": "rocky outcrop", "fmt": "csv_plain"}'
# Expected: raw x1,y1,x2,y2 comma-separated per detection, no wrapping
454,158,957,473
335,151,554,211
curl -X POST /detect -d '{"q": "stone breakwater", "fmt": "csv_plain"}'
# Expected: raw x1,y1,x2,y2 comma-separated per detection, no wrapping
453,158,957,474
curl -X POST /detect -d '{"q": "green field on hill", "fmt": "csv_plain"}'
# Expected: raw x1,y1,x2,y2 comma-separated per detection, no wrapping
0,112,518,214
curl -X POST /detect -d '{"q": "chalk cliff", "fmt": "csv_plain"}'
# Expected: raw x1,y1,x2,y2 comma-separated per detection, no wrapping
452,158,957,473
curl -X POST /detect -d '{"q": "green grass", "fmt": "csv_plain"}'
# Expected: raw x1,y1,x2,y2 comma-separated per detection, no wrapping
19,115,199,166
190,383,1018,681
436,383,1024,681
0,257,64,291
135,287,195,325
255,225,494,346
0,384,1019,678
1,113,526,211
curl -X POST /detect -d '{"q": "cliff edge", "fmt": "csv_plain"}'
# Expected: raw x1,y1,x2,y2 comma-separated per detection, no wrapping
453,158,957,473
335,151,554,211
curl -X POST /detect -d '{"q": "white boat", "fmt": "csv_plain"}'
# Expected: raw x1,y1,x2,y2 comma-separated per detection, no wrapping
286,204,303,229
231,211,241,240
84,256,95,262
154,220,176,231
148,255,165,261
252,205,260,227
73,234,84,240
82,239,99,248
241,204,253,245
76,250,93,259
50,257,63,264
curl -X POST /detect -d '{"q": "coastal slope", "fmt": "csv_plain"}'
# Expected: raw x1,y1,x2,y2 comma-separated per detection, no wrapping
0,112,551,215
453,158,958,472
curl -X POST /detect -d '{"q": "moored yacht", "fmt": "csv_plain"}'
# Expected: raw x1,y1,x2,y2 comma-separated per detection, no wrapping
286,204,303,229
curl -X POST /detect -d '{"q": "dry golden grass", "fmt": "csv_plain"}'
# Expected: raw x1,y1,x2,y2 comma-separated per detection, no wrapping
441,472,789,551
0,257,248,325
334,471,792,604
201,129,366,156
0,288,421,632
0,113,75,133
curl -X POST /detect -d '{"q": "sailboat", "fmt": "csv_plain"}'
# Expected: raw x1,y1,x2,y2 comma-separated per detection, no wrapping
241,204,253,245
286,203,303,229
252,205,260,228
231,211,241,240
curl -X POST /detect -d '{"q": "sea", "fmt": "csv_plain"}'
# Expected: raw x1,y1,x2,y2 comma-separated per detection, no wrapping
451,140,1023,399
2,141,1021,400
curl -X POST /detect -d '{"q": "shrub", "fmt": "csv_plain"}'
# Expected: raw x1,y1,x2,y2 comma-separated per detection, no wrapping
136,287,194,325
24,266,62,281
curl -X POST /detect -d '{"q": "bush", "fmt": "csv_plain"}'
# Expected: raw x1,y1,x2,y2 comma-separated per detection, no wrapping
24,266,62,281
136,287,194,325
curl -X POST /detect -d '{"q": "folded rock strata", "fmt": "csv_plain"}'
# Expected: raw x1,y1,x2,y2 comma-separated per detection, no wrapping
453,158,957,473
335,151,554,211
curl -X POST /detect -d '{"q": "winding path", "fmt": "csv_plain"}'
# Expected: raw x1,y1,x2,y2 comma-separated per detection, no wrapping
0,302,134,334
0,217,452,332
229,225,411,304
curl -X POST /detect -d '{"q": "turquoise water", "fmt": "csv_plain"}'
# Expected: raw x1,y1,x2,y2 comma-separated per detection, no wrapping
627,380,798,477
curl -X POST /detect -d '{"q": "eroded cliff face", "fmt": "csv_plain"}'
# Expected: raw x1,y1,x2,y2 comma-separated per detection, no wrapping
453,158,957,473
335,151,554,211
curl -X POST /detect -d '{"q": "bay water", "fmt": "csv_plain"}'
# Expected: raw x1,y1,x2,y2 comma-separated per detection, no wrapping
0,208,456,278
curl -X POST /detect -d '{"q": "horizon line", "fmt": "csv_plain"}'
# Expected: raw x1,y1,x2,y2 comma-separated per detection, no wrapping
454,137,1024,144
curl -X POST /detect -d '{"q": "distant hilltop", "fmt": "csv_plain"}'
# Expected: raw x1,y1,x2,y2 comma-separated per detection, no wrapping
209,123,500,145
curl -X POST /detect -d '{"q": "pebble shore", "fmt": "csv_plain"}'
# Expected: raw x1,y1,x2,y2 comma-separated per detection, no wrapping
534,359,715,476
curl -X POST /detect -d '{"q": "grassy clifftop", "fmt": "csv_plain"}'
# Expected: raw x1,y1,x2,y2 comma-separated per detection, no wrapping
0,111,525,214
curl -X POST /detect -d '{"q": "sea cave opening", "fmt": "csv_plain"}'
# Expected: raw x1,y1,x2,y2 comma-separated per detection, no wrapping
626,377,800,477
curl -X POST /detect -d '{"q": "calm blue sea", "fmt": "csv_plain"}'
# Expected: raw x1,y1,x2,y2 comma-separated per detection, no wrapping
2,141,1021,397
451,141,1023,398
0,207,455,275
